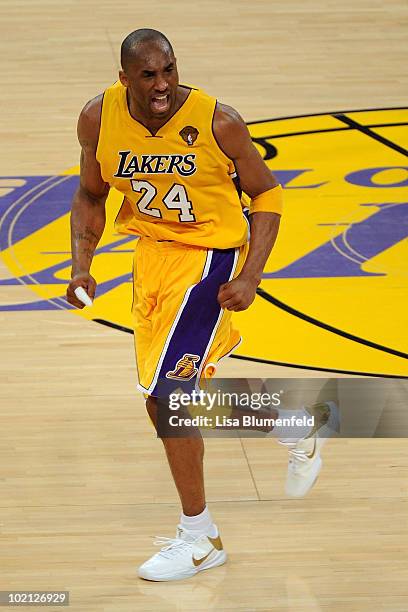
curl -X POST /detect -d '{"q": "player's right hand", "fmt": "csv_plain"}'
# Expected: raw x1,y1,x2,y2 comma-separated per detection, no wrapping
66,272,97,309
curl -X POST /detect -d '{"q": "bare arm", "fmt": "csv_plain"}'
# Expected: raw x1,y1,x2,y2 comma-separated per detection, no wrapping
66,95,109,308
213,103,281,311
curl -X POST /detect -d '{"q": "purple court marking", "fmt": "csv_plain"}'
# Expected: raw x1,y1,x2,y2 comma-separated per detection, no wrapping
0,176,136,311
264,202,408,278
0,176,78,249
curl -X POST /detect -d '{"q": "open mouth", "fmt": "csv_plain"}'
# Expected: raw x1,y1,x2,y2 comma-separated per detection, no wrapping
151,94,170,113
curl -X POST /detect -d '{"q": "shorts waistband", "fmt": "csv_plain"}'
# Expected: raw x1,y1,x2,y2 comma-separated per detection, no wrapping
137,235,208,253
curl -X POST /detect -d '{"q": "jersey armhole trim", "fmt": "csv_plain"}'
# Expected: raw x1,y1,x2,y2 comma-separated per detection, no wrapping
210,99,236,168
179,83,198,91
95,91,105,164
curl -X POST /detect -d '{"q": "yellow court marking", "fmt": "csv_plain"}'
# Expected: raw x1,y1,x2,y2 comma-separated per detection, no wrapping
1,109,407,376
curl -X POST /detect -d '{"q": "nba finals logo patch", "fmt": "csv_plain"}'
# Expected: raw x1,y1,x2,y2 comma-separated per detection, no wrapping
179,126,199,146
166,354,201,380
1,108,407,378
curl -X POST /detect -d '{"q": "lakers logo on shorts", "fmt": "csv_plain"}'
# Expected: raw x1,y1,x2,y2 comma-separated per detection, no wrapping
166,354,201,380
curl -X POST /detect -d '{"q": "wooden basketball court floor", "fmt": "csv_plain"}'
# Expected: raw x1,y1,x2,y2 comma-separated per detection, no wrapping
1,1,407,610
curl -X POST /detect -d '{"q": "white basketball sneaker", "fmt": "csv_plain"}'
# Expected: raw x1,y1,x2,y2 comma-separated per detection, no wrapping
138,525,227,581
280,401,339,498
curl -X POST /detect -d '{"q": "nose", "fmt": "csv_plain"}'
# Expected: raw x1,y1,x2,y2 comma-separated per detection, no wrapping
154,75,168,92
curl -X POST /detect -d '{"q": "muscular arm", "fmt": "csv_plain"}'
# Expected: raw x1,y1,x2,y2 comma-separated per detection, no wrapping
66,95,109,308
213,103,281,311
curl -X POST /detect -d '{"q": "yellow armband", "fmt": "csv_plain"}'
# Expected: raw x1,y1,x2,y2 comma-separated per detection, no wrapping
249,184,283,215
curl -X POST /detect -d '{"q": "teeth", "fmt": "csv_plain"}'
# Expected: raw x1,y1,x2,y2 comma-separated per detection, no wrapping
154,95,167,100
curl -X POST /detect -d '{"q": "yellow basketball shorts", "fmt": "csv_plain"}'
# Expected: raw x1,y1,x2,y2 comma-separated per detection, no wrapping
132,237,249,397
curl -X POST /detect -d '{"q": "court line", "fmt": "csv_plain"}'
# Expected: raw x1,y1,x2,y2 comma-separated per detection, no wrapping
0,499,270,510
91,317,408,378
330,231,368,265
340,227,369,262
251,121,408,142
340,203,408,277
246,106,408,125
93,318,133,333
256,288,408,361
238,438,261,501
230,353,408,379
0,175,58,241
333,114,408,157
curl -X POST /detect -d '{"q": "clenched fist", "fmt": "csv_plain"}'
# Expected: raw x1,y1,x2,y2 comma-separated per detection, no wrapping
66,272,96,309
217,275,258,312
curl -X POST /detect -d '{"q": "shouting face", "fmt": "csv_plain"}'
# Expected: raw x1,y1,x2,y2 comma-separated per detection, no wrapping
119,41,179,122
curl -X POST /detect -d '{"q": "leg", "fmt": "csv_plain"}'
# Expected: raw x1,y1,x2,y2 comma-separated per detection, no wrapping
135,242,237,580
138,396,226,581
146,396,206,516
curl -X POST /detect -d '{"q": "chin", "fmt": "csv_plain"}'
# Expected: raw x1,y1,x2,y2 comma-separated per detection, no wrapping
151,104,172,118
150,109,169,119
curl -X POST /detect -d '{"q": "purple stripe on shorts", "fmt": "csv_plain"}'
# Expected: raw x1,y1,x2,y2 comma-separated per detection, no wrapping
153,247,237,396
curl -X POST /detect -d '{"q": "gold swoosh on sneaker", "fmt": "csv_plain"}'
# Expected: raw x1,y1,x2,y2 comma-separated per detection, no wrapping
306,438,317,459
208,534,223,550
192,548,214,567
192,535,223,566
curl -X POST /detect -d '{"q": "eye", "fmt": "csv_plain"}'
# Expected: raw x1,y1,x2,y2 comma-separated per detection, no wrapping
166,67,174,73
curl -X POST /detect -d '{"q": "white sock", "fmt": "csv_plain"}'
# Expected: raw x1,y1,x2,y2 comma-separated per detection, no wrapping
180,506,218,537
273,407,314,440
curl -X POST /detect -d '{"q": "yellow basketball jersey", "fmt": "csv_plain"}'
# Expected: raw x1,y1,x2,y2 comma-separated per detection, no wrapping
96,82,248,249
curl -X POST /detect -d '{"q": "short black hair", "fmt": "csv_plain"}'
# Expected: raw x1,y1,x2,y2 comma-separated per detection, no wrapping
120,29,174,70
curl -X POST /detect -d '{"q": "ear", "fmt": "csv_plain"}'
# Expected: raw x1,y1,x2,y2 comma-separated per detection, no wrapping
119,70,128,87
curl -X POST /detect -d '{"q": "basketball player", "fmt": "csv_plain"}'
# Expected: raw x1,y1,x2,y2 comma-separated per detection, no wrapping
66,29,336,581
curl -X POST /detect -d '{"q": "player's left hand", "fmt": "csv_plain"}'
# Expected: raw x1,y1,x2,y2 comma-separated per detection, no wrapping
217,275,258,311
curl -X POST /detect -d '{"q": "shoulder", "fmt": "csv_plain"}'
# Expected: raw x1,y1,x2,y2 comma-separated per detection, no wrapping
212,102,252,159
77,94,104,150
213,102,246,134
